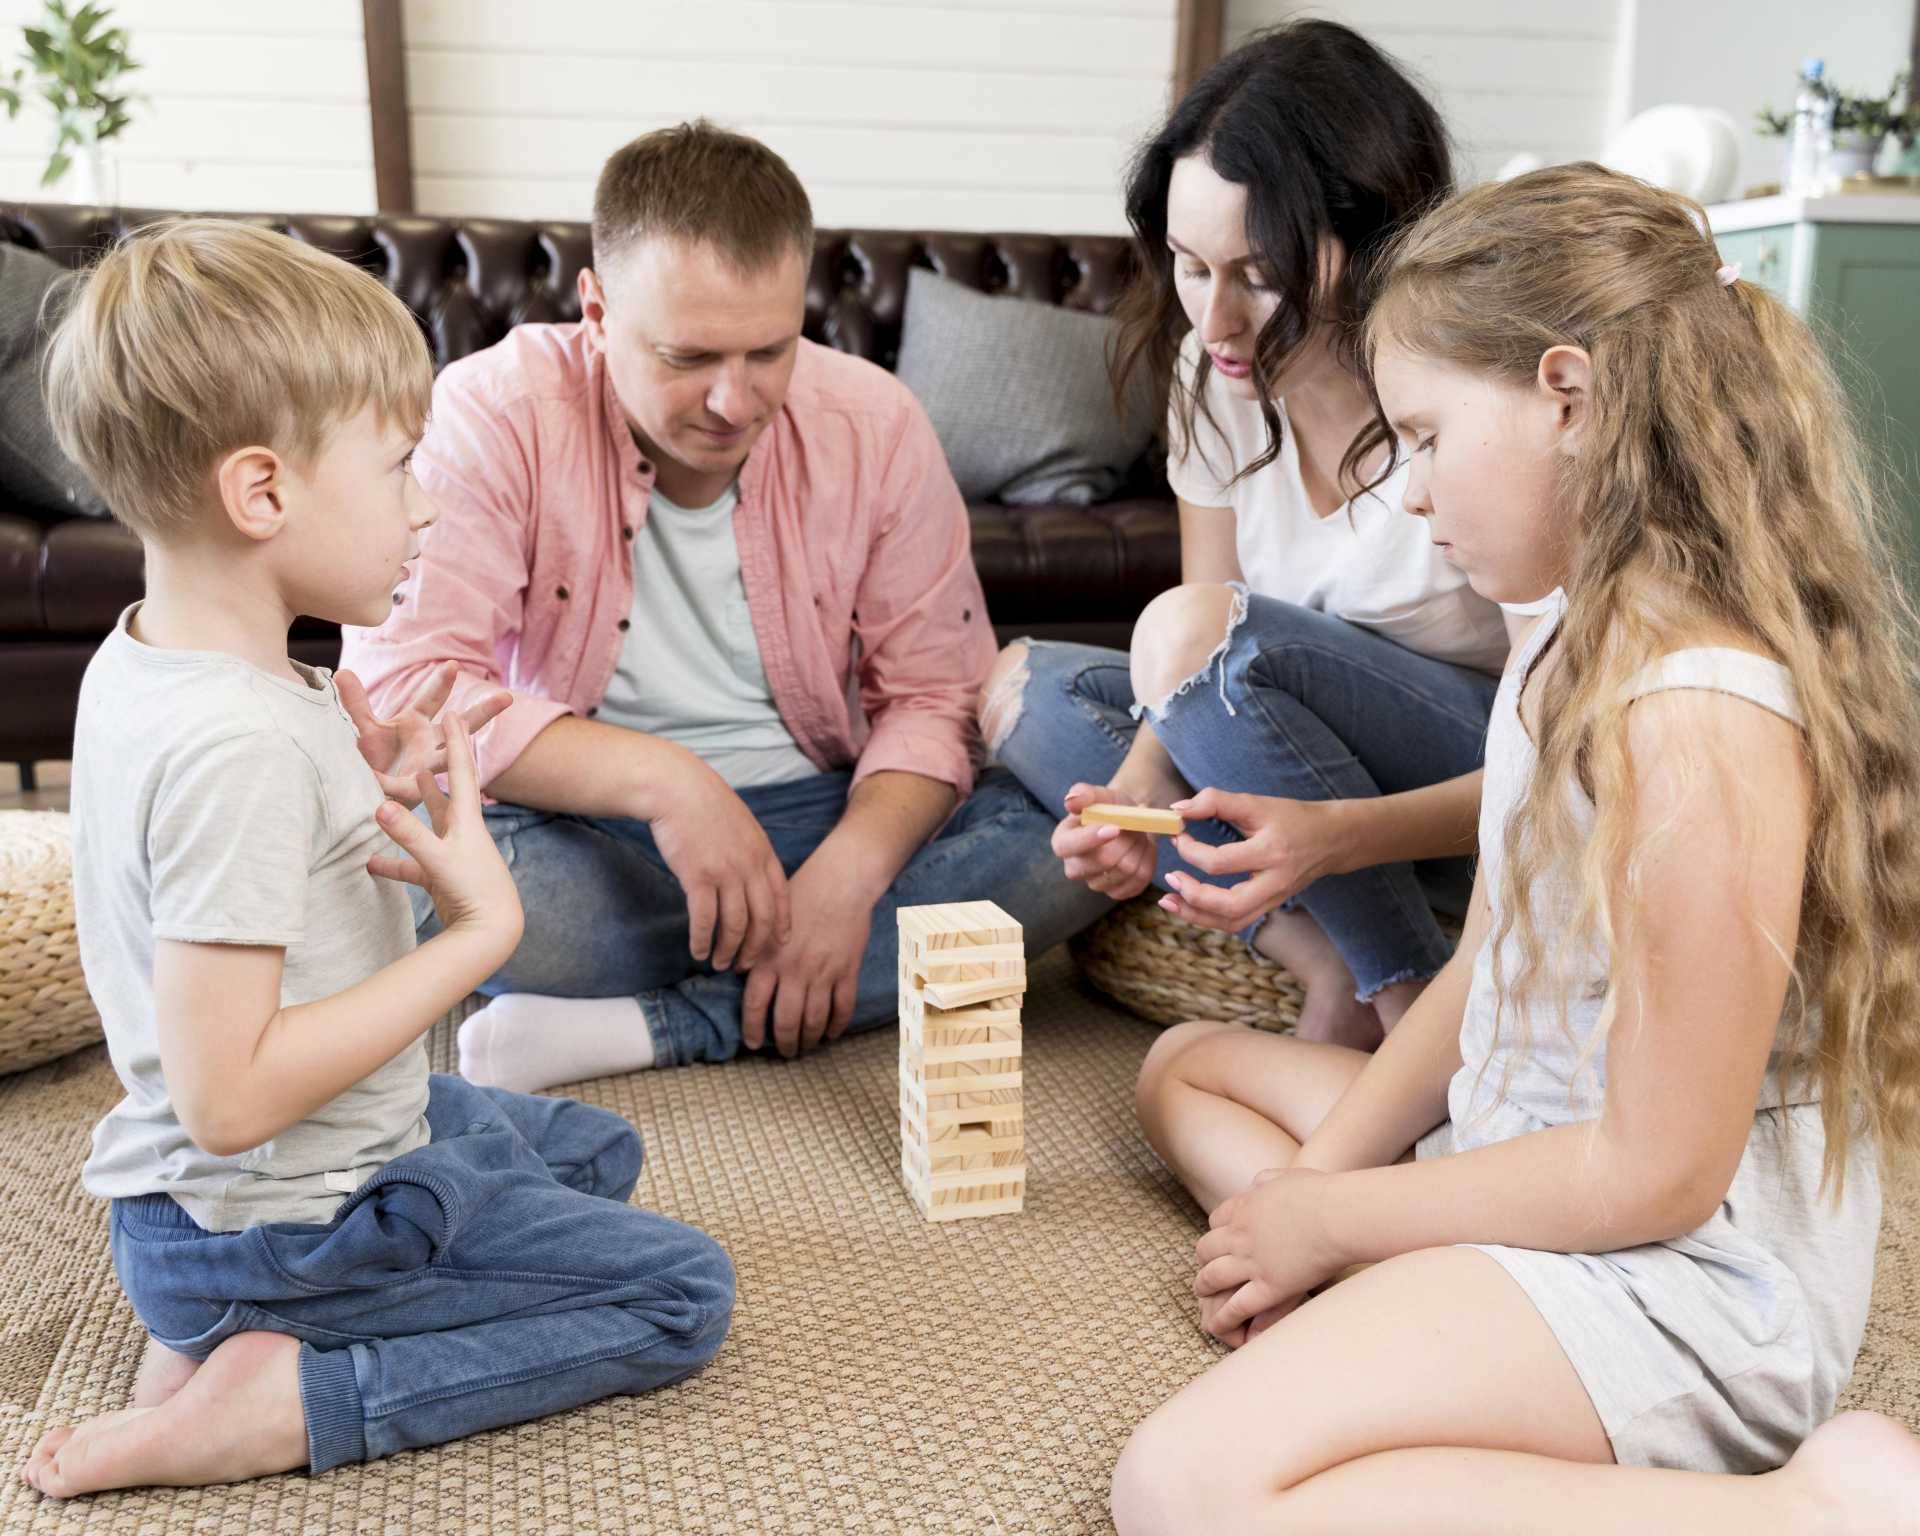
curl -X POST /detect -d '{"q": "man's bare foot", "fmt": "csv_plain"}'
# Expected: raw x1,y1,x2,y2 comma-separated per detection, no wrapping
21,1331,307,1498
1776,1411,1920,1535
1252,909,1381,1050
130,1338,200,1410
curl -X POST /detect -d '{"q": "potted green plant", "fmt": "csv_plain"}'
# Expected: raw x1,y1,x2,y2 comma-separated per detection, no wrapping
0,1,139,205
1757,71,1909,185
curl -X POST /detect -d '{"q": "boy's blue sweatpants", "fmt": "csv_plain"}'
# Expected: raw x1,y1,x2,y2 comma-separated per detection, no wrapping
110,1074,735,1473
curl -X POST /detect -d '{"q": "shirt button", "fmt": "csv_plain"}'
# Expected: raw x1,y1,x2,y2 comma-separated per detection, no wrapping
586,706,599,718
617,618,631,632
638,460,653,475
963,607,972,622
556,585,570,601
621,526,633,541
392,592,404,606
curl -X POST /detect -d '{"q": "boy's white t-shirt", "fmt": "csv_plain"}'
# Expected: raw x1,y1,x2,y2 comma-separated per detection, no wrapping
72,606,429,1232
1165,334,1510,675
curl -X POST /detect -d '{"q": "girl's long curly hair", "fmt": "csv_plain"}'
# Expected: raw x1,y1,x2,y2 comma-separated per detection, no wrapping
1367,164,1920,1188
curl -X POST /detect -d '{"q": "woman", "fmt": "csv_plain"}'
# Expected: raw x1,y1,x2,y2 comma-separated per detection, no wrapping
980,20,1515,1049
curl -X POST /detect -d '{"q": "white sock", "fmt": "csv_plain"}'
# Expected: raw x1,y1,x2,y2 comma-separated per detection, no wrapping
457,993,656,1093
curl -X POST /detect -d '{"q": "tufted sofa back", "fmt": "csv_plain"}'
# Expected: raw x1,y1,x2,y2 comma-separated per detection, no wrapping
0,205,1140,375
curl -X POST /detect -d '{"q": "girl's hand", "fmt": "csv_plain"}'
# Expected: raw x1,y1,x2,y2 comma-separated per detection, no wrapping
1053,782,1159,900
368,716,523,954
338,661,513,807
1159,789,1347,932
1193,1167,1344,1342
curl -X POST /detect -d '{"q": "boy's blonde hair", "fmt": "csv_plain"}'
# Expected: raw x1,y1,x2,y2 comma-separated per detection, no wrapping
1368,164,1920,1189
42,218,433,537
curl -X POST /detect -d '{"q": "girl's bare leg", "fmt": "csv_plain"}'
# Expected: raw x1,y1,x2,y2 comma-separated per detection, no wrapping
1110,1244,1920,1536
1135,1020,1373,1213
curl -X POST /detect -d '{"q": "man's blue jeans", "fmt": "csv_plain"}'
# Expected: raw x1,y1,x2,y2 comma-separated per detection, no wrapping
424,767,1110,1066
990,595,1500,1000
110,1075,734,1473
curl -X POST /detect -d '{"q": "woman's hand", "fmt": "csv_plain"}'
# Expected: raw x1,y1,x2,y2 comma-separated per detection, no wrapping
1193,1166,1345,1344
1052,782,1162,900
1158,788,1351,932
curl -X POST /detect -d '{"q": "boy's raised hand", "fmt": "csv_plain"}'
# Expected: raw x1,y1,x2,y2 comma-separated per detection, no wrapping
337,661,513,807
368,715,523,954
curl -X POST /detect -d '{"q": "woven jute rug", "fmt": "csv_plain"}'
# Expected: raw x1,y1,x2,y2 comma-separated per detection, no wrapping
1,949,1915,1534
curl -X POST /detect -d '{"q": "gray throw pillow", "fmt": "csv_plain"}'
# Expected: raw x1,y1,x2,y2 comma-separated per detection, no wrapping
0,243,108,516
894,266,1153,506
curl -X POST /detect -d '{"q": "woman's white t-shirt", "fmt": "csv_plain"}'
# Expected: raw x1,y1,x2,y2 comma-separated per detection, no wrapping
1165,337,1510,675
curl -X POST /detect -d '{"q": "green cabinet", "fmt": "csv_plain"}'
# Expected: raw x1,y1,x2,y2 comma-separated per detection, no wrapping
1709,201,1920,594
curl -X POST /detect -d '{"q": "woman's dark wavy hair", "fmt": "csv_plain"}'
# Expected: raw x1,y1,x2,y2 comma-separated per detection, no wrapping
1111,19,1453,494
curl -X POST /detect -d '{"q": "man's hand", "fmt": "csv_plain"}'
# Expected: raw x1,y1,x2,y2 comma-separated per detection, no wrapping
1192,1166,1344,1345
1159,788,1348,933
369,715,523,955
646,745,792,972
338,662,513,807
740,865,871,1057
1054,782,1160,900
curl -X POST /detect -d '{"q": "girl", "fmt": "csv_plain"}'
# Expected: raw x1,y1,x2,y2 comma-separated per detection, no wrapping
1116,163,1920,1531
979,21,1512,1050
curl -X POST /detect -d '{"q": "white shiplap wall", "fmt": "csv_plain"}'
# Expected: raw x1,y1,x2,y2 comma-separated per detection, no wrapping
0,0,375,211
403,0,1178,232
1227,0,1629,185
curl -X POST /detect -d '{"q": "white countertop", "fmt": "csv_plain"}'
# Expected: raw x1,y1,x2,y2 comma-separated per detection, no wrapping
1708,191,1920,232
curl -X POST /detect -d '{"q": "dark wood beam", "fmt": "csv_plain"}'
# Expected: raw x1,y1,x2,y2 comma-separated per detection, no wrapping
1173,0,1225,102
362,0,414,213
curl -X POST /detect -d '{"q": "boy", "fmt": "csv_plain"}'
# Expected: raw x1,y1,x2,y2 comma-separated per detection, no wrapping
20,221,733,1498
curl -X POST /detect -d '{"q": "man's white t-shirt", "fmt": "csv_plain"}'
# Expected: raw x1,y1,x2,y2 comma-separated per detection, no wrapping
1165,335,1509,676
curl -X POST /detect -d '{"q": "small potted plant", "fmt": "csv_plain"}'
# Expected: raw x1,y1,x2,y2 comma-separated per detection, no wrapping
1757,71,1909,186
0,1,139,205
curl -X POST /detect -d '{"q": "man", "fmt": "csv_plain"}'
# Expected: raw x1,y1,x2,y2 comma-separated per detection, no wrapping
342,121,1104,1087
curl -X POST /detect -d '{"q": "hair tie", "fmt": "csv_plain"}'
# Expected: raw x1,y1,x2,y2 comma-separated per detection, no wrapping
1715,261,1741,288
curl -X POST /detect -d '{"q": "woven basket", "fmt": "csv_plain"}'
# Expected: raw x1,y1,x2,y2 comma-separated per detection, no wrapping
0,811,101,1074
1071,894,1305,1032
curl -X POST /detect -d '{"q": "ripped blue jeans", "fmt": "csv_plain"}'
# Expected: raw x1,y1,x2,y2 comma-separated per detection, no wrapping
987,591,1500,1000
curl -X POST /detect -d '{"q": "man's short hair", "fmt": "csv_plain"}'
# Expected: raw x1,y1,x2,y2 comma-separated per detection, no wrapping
592,120,815,278
42,218,432,539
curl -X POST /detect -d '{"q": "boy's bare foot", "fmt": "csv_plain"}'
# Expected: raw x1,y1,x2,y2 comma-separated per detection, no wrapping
1778,1411,1920,1535
22,1331,307,1498
1252,909,1381,1050
130,1338,200,1409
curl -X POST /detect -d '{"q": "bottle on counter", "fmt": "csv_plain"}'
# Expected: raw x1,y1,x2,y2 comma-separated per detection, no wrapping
1783,57,1834,195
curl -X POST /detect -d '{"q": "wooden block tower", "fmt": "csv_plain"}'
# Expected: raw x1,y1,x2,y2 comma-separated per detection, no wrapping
897,901,1026,1221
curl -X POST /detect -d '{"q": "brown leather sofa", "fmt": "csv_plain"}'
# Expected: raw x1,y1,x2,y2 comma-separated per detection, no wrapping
0,203,1178,779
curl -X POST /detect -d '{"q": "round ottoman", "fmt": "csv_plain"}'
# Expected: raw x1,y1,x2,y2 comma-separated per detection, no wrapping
1071,895,1305,1032
0,811,101,1074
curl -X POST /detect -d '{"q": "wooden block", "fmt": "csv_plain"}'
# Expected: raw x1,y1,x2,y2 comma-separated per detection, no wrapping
1078,803,1185,836
921,975,1027,1011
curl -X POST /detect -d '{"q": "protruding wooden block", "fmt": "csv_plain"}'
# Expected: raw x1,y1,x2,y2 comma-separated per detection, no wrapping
898,902,1026,1221
1078,803,1185,836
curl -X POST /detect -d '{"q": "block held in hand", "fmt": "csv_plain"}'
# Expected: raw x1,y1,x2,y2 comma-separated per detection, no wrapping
1078,803,1185,836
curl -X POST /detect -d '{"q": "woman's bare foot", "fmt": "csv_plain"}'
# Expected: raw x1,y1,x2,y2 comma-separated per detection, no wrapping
1253,909,1381,1050
22,1331,307,1498
1776,1411,1920,1535
130,1338,200,1410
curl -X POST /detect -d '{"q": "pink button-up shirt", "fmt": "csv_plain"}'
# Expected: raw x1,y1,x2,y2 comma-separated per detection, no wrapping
341,323,996,799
